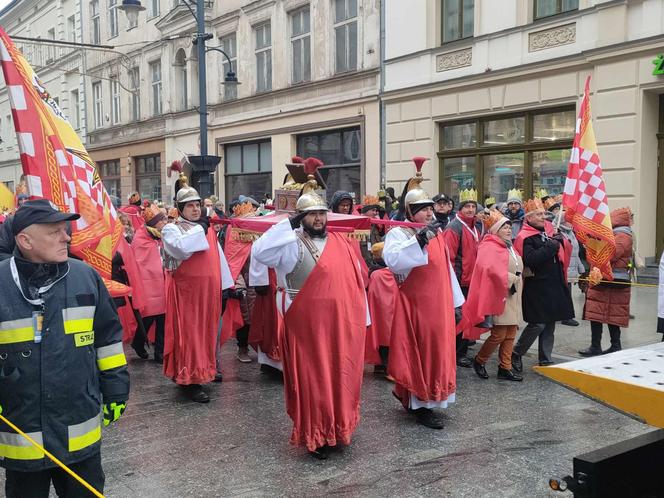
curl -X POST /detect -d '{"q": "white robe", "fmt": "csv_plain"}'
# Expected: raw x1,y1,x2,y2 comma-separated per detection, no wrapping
658,252,664,320
251,219,371,324
383,226,465,409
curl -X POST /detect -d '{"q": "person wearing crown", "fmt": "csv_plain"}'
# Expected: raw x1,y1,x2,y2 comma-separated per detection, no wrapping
511,197,574,372
442,188,481,368
359,194,386,272
251,157,369,460
131,204,168,363
504,189,525,240
119,191,145,231
161,186,234,403
460,210,524,381
383,157,465,430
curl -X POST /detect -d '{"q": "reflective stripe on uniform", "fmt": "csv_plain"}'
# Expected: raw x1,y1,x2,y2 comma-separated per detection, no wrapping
0,430,45,460
62,306,96,334
0,318,34,345
95,342,127,371
68,414,101,452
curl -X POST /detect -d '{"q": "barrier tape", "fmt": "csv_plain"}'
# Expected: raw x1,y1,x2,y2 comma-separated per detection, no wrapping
0,412,105,498
572,277,658,288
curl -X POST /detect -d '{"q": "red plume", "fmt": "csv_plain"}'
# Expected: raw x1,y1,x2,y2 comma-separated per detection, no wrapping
291,156,305,164
170,160,182,172
412,156,427,173
303,157,324,175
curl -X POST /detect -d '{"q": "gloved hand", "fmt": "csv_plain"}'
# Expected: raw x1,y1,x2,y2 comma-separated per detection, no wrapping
551,232,566,244
195,215,210,235
289,211,307,229
415,222,442,249
454,307,463,325
254,285,269,296
228,288,247,300
103,401,126,427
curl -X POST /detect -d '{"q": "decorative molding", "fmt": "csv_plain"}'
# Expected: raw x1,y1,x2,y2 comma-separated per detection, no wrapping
529,23,576,52
435,48,472,72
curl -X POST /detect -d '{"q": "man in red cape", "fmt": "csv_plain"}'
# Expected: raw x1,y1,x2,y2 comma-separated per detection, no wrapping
162,186,233,403
131,204,168,363
119,191,145,231
383,158,464,430
252,158,368,460
248,262,283,374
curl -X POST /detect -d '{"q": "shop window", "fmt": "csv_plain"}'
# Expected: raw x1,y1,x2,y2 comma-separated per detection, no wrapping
98,159,121,200
439,107,575,205
136,154,161,201
534,0,578,20
296,127,361,200
224,140,272,206
442,0,474,43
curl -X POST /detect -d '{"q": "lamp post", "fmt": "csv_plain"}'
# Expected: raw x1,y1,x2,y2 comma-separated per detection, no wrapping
120,0,239,199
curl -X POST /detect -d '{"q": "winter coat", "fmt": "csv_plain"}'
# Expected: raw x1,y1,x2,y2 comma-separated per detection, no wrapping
442,215,480,288
494,246,524,326
520,230,575,323
583,208,632,327
559,224,585,280
329,191,354,213
504,208,524,240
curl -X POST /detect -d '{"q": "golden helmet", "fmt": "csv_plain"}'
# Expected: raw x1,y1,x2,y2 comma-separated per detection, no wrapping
176,186,201,204
402,157,433,218
295,157,328,212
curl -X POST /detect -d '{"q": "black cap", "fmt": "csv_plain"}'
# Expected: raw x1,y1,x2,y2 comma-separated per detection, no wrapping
12,199,80,235
432,193,450,204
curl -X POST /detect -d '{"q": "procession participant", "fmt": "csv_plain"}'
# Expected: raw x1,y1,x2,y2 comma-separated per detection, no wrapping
252,158,368,460
432,193,454,230
503,189,525,240
248,258,282,374
1,200,129,498
511,198,574,372
359,194,385,273
579,208,633,356
131,205,168,363
383,157,464,429
162,186,233,403
442,188,481,368
365,242,398,375
119,191,144,231
329,190,354,214
461,210,524,381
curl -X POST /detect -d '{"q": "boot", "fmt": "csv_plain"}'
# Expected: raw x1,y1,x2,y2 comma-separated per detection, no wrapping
456,356,473,368
579,326,603,356
473,359,489,379
154,323,164,363
236,346,252,363
497,367,523,382
309,445,329,460
602,328,622,354
511,353,523,373
131,337,149,359
184,384,209,403
414,408,444,429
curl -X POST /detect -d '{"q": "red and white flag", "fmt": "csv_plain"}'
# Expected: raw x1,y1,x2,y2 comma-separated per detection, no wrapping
563,76,616,279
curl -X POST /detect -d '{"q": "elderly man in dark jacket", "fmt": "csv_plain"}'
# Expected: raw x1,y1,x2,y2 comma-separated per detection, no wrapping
510,202,574,371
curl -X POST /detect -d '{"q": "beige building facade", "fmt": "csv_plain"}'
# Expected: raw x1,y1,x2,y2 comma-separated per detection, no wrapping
384,0,664,261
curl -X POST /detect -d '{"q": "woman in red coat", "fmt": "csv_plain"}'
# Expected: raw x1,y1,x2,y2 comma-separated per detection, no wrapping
579,207,633,356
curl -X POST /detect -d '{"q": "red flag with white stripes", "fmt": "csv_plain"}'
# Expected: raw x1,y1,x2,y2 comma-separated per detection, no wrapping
563,76,616,279
0,28,122,280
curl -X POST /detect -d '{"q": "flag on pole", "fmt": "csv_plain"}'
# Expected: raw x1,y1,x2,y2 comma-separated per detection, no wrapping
563,76,616,279
0,28,123,281
0,181,13,212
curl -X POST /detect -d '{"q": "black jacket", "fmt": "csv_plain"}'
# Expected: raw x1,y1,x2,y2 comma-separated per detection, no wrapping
0,217,14,261
0,256,130,471
521,232,575,323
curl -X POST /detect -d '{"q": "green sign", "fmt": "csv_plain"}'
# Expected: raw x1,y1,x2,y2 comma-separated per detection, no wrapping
653,54,664,75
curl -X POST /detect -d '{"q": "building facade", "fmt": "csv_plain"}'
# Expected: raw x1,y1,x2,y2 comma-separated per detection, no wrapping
384,0,664,261
0,0,87,192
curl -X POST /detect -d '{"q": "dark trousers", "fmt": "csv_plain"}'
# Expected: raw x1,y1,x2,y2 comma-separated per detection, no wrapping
457,286,470,357
142,313,166,357
590,321,621,346
513,322,556,364
236,324,249,349
5,453,104,498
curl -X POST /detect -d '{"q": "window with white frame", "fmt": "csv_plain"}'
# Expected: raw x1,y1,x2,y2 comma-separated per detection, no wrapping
67,15,76,42
46,28,56,62
291,7,311,84
90,0,100,44
109,0,119,38
148,0,160,17
220,34,237,101
128,67,140,121
92,81,103,128
70,89,80,129
334,0,357,74
150,61,162,116
255,23,272,93
110,76,121,124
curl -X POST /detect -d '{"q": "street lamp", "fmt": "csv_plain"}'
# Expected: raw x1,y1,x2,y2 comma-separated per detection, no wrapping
120,0,239,199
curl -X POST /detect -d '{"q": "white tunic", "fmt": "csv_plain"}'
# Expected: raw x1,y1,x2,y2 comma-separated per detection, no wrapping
162,222,234,290
251,219,371,324
383,226,465,409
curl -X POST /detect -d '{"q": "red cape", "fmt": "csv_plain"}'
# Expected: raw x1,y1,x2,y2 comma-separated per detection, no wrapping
116,237,147,319
388,234,456,406
119,205,145,231
220,229,252,345
365,268,398,365
514,221,570,281
282,233,366,451
248,269,282,361
163,229,222,385
459,235,509,340
116,295,138,344
131,227,166,317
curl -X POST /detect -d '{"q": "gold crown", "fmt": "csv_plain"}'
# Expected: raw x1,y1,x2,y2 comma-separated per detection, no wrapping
142,204,161,224
459,188,478,203
363,195,380,206
507,188,523,201
233,202,256,217
535,188,549,199
524,198,545,214
543,194,562,210
484,196,496,206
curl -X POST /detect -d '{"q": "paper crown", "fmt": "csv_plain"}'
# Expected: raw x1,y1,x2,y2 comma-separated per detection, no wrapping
524,197,545,214
507,188,523,201
534,188,549,199
483,209,507,231
128,191,141,204
484,196,496,206
459,188,478,203
362,195,380,206
233,201,256,217
168,207,178,219
142,204,160,224
543,194,562,210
